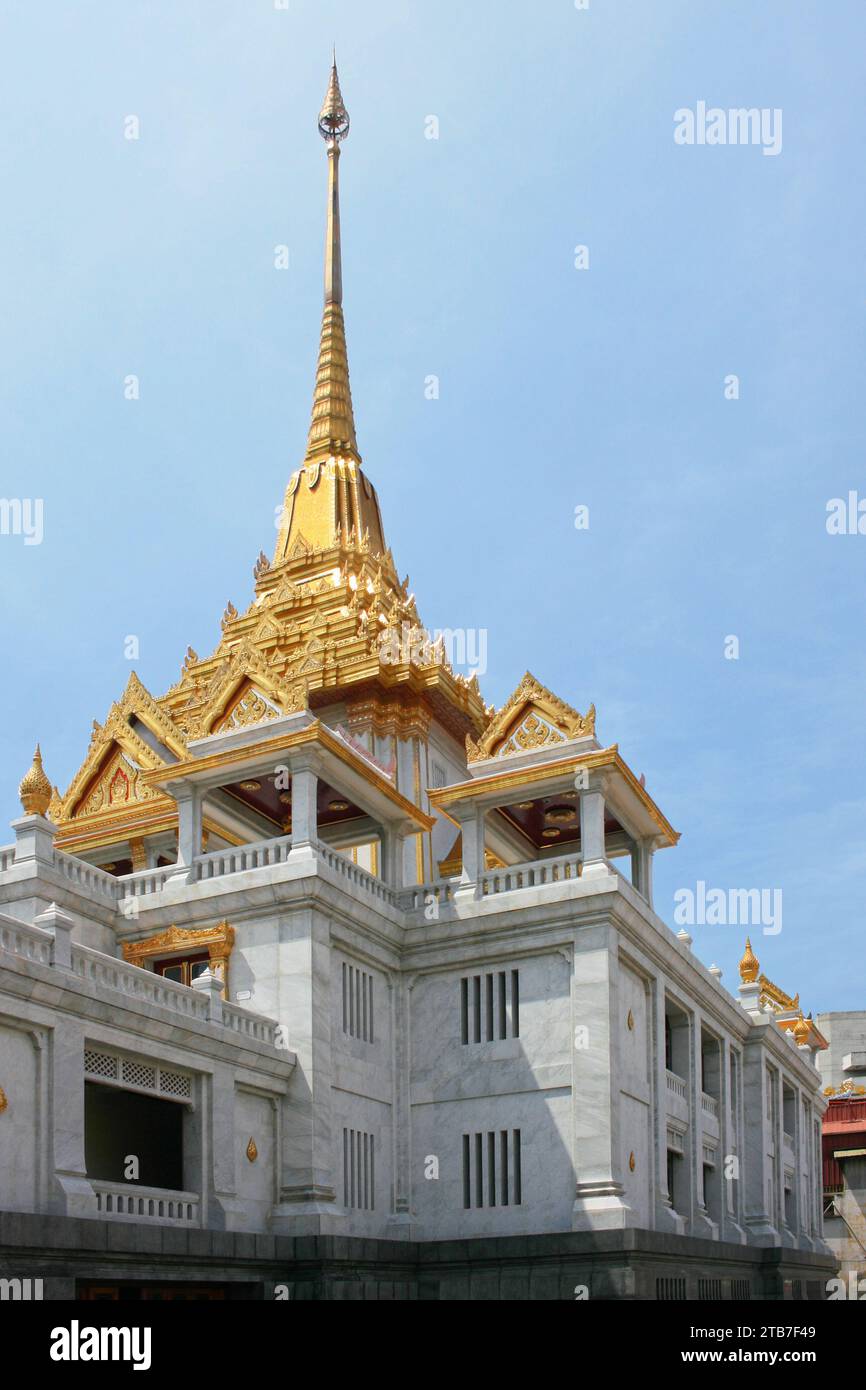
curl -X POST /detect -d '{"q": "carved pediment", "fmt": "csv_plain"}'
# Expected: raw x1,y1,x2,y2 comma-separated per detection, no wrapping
58,674,183,823
73,746,162,819
467,672,596,764
212,682,283,734
179,641,309,739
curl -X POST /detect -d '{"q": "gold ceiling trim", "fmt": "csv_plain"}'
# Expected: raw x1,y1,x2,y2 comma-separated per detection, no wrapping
428,746,679,847
141,719,435,831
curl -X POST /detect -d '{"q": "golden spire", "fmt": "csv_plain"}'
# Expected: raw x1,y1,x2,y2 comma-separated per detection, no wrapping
739,937,760,984
274,58,388,566
306,57,358,465
19,744,53,816
793,1013,811,1047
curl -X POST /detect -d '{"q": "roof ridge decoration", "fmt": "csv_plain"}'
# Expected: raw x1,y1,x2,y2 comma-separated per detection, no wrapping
466,671,596,764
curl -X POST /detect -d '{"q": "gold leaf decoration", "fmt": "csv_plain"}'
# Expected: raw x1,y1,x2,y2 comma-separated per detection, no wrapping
246,1137,258,1163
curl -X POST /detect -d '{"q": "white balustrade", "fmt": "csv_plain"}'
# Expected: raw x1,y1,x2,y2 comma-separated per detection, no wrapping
92,1180,199,1226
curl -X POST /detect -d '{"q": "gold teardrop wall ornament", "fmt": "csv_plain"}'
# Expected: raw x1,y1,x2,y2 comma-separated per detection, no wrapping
627,1010,635,1032
0,1086,7,1114
629,1152,636,1173
246,1137,258,1163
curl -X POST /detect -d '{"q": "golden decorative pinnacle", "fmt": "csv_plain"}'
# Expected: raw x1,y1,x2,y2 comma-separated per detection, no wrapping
793,1014,811,1047
739,938,760,984
318,58,350,144
304,56,360,464
19,744,53,816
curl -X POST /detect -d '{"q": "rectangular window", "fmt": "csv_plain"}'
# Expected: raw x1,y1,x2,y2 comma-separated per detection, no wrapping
342,963,374,1043
460,971,521,1045
343,1128,375,1211
462,1129,523,1209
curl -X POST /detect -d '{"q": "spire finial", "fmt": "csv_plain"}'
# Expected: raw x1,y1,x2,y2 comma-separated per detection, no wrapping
739,937,760,984
19,744,53,817
302,57,358,462
318,56,350,145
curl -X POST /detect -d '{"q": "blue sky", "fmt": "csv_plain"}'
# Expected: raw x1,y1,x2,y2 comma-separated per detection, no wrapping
0,1,863,1008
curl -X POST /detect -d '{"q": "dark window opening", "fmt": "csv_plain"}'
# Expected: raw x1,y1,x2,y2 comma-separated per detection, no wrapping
85,1082,184,1191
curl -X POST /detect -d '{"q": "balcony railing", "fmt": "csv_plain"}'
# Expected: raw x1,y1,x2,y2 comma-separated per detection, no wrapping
702,1093,719,1119
92,1180,199,1226
0,917,53,966
666,1070,688,1101
481,851,582,898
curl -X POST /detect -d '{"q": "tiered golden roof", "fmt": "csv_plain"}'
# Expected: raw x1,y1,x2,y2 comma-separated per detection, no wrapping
48,62,487,858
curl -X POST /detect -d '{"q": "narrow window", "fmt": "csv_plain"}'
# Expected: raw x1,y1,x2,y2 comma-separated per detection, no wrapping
356,970,362,1041
498,971,507,1039
475,1133,483,1208
368,974,374,1045
488,1132,496,1207
343,1128,349,1206
361,972,368,1042
348,967,355,1036
511,970,520,1038
473,976,482,1044
500,1130,509,1206
486,974,494,1042
349,1130,356,1208
461,978,469,1045
463,1135,471,1209
370,1134,375,1211
513,1129,522,1206
342,963,348,1033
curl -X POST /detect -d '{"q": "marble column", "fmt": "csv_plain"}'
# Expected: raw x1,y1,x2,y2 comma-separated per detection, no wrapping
290,765,318,851
579,789,607,877
173,784,202,870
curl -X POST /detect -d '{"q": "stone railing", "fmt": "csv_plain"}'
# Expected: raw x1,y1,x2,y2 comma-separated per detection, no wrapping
70,943,212,1021
480,851,582,898
51,850,121,901
701,1093,719,1119
0,917,53,966
666,1070,688,1102
222,1002,279,1046
397,879,456,914
117,865,178,899
92,1180,200,1226
194,835,292,881
313,838,399,908
0,845,15,873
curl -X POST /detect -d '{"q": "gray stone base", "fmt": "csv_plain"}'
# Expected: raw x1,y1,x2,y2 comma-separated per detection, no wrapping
0,1212,838,1302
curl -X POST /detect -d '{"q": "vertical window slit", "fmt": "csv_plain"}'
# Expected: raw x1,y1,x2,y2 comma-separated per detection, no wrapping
513,1130,522,1206
461,978,469,1045
500,1130,509,1206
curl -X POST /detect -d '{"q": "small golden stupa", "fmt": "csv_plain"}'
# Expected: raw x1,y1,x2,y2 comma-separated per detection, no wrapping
18,745,52,816
739,938,760,984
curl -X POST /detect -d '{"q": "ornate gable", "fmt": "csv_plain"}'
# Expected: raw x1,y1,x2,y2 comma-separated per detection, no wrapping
74,746,161,819
212,682,283,735
58,674,184,824
178,641,308,739
466,672,596,764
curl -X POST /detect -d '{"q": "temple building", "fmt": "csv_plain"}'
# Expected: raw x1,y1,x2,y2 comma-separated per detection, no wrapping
0,64,837,1301
816,1012,866,1291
